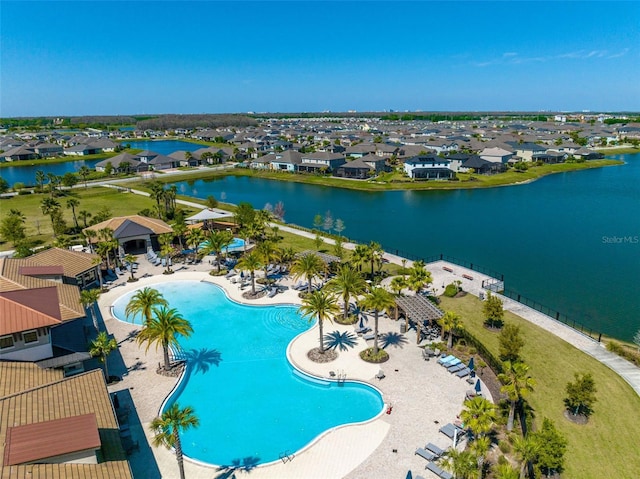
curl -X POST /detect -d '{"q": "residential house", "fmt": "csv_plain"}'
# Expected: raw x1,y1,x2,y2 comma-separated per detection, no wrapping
459,155,506,174
0,364,133,478
403,154,455,180
33,142,64,157
298,152,346,173
95,152,147,173
345,143,377,158
0,146,37,161
64,144,102,156
479,147,515,164
270,150,303,172
334,154,386,179
504,142,545,161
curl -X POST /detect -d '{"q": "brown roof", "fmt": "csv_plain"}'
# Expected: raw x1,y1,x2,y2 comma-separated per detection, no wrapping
0,368,132,479
0,362,63,397
18,265,64,276
0,287,62,336
28,247,99,278
84,215,173,240
0,258,85,321
4,413,101,466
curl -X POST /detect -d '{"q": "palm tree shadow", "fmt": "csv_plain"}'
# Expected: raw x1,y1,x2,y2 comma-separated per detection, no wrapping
213,456,261,478
380,332,409,349
176,348,222,374
324,330,359,351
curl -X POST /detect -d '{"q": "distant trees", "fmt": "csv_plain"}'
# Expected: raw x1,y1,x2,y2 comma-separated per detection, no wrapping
564,372,597,418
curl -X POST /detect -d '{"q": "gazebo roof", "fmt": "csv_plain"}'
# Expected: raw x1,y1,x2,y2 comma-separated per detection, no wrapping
297,250,342,264
396,294,444,322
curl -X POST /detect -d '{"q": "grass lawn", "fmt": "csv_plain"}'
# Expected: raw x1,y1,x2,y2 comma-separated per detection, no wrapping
439,294,640,478
0,187,168,250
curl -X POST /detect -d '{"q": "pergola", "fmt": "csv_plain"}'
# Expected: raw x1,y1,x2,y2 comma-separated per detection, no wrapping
395,294,444,343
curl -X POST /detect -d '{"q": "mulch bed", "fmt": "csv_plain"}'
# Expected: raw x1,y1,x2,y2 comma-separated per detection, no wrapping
156,362,185,378
242,289,268,300
563,410,589,425
307,347,338,363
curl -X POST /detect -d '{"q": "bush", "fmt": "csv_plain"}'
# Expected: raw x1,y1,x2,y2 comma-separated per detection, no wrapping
360,347,389,363
606,340,640,366
444,283,458,297
498,441,511,454
13,182,25,190
18,189,32,195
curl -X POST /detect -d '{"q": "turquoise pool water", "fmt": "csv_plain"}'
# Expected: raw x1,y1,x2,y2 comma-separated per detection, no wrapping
199,237,245,253
112,281,384,466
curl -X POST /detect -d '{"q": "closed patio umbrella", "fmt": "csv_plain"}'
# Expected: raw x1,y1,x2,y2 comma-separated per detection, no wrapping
468,356,475,371
406,471,413,479
475,379,482,394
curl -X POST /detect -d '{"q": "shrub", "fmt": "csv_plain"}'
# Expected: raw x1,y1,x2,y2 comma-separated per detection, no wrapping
18,189,32,195
444,283,458,297
13,182,25,190
498,441,511,454
606,340,640,366
360,348,389,363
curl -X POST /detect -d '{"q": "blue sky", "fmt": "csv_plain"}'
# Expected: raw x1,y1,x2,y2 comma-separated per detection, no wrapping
2,1,639,116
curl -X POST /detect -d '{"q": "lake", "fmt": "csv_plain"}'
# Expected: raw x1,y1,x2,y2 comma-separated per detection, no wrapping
173,154,640,341
0,140,202,186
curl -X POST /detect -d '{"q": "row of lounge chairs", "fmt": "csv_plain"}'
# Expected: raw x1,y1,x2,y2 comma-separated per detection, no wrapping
147,250,162,266
415,442,452,479
437,355,472,379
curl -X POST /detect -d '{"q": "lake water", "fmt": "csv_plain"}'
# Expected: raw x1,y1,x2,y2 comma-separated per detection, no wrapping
0,140,201,186
174,154,640,341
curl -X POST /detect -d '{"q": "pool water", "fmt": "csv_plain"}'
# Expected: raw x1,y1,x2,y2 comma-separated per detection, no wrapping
199,237,245,253
112,281,384,466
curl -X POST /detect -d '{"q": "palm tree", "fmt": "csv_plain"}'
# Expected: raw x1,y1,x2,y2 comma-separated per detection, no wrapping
327,263,367,320
407,260,432,294
298,290,340,353
439,448,478,479
291,252,324,295
513,435,541,479
185,227,205,260
136,306,193,371
172,218,187,251
40,197,61,237
493,463,519,479
148,181,165,218
469,435,491,479
256,240,280,280
47,172,60,197
159,233,174,273
125,287,168,325
89,331,117,381
35,169,46,192
66,198,80,230
201,229,234,272
498,361,536,432
78,165,91,188
80,288,101,330
439,310,462,349
150,403,199,479
124,253,137,281
360,287,395,355
236,250,263,295
78,209,92,228
460,396,496,438
350,244,369,273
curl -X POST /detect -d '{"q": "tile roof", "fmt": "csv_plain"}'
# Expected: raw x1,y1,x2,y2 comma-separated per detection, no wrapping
84,215,173,238
17,265,64,276
0,368,132,479
0,287,62,336
4,413,101,466
28,248,99,278
0,362,63,397
0,259,85,321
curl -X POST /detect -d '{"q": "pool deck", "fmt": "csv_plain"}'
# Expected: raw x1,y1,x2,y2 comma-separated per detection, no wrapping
101,259,483,479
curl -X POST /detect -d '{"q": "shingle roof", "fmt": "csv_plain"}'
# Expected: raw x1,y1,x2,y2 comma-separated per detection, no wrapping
0,369,132,479
84,215,173,238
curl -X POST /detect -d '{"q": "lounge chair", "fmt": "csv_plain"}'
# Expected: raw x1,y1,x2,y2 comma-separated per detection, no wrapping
425,442,446,457
426,461,453,479
354,325,370,334
268,288,278,298
456,367,471,379
447,363,466,373
442,358,461,368
115,267,124,276
439,423,464,440
437,355,455,365
363,332,376,341
225,270,236,279
375,369,385,380
415,447,436,461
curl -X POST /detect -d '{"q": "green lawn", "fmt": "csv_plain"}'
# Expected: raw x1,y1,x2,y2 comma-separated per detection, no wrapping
439,294,640,478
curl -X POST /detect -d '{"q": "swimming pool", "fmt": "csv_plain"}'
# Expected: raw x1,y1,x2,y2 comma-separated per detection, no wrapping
112,281,384,466
199,237,245,254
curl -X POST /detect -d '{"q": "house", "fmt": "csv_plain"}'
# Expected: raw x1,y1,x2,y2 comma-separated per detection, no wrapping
136,150,179,170
84,215,173,254
532,150,568,164
270,150,303,172
298,152,346,173
345,143,377,158
504,142,545,161
374,143,399,157
479,147,514,164
573,147,604,160
334,157,375,179
0,364,133,478
95,152,147,173
459,155,506,174
33,142,64,157
403,154,455,180
64,144,102,156
249,154,274,170
0,145,37,161
169,150,200,167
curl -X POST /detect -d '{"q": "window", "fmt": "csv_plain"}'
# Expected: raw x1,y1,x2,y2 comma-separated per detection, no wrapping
23,330,38,344
0,335,14,349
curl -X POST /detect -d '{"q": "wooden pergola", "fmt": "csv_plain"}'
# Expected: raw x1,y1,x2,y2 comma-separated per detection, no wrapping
396,294,444,343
